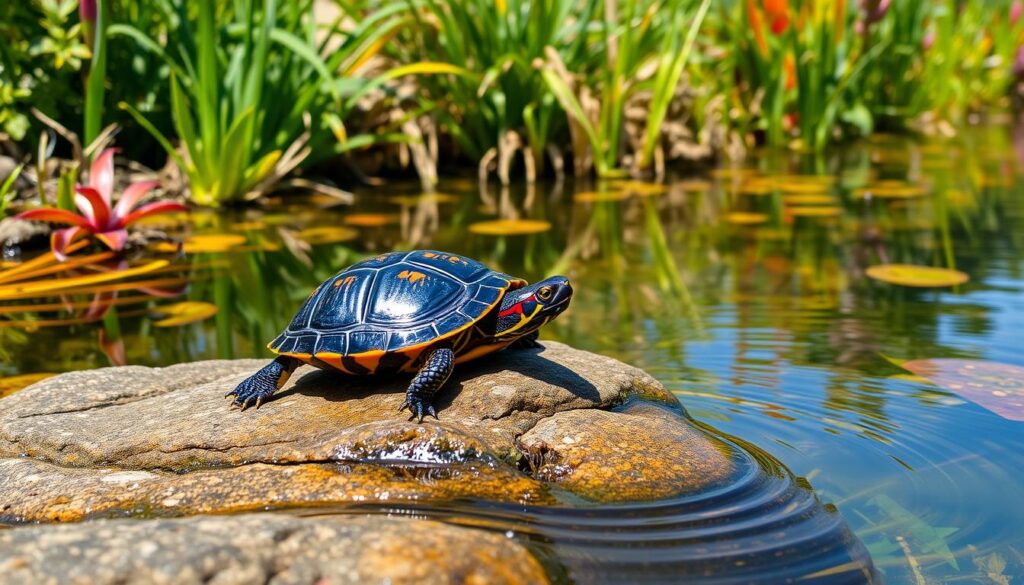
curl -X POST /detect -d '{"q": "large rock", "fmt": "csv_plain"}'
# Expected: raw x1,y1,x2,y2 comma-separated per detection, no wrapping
0,342,736,521
0,514,549,585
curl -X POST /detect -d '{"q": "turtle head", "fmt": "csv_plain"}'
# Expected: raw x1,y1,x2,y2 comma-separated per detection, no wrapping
493,276,573,339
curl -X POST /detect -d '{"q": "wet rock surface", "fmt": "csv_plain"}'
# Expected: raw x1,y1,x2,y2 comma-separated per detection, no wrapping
0,514,550,585
0,342,733,516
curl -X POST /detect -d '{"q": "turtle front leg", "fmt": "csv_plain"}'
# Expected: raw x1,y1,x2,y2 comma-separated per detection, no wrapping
400,348,454,422
226,356,301,411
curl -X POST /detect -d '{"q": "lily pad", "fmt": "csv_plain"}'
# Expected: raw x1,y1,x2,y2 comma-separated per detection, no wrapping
612,180,667,196
0,373,56,399
866,264,969,287
900,359,1024,422
468,219,552,236
724,212,769,225
387,193,461,206
151,301,219,327
674,180,712,192
573,191,629,202
182,234,248,253
784,194,835,205
788,206,842,217
344,213,400,227
853,183,927,200
296,226,358,245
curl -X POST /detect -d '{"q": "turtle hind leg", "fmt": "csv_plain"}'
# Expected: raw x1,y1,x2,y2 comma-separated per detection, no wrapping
510,331,542,350
227,356,300,411
400,348,454,422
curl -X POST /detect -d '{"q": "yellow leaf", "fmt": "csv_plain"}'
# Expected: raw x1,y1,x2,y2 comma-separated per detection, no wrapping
468,219,552,236
344,213,400,227
724,212,769,225
0,260,170,300
0,373,57,399
182,234,248,253
152,301,219,327
296,226,359,245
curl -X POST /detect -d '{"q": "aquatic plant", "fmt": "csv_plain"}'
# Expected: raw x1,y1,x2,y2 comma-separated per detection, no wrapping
118,0,406,205
15,149,187,259
0,164,24,217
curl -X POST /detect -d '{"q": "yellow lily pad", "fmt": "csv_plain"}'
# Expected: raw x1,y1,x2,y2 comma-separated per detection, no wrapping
788,206,842,217
0,372,57,399
230,221,268,231
724,212,769,225
900,359,1024,422
612,180,667,196
574,191,629,202
784,194,835,205
739,182,777,196
182,234,248,253
853,183,927,199
674,180,712,192
710,168,757,179
296,226,359,245
866,264,969,287
344,213,400,227
388,193,461,206
151,301,219,327
468,219,552,236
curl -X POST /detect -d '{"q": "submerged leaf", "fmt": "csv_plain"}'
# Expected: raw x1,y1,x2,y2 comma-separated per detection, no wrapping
866,264,969,287
900,359,1024,422
468,219,552,235
151,301,218,327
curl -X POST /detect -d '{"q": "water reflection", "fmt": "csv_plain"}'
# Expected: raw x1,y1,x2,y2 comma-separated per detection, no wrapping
2,127,1024,581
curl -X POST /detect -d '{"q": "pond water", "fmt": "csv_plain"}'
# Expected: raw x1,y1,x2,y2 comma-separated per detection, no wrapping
2,127,1024,583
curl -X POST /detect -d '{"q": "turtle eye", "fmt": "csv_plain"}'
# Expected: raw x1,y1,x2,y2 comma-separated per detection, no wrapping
536,286,553,301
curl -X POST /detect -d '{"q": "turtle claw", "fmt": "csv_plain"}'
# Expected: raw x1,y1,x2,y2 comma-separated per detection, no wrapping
399,396,437,423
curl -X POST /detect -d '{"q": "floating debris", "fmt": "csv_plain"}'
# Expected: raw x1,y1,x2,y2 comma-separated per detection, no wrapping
783,194,836,205
866,264,969,287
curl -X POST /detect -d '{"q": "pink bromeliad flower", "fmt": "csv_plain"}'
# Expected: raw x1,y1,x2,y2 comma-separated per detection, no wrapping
17,149,188,260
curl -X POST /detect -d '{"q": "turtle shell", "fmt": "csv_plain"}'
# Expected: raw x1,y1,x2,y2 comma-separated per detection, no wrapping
269,250,526,374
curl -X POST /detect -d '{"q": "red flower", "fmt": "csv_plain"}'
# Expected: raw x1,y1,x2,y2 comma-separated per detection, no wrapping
16,149,188,260
764,0,790,35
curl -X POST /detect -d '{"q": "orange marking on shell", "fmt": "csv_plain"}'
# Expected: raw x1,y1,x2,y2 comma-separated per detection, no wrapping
334,275,358,288
398,270,427,285
423,252,439,258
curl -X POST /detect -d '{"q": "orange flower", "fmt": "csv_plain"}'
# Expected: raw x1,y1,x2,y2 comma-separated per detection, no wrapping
746,0,769,56
784,53,797,90
765,0,790,35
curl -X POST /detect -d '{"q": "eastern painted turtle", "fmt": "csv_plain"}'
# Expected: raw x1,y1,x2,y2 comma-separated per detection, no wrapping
227,250,573,420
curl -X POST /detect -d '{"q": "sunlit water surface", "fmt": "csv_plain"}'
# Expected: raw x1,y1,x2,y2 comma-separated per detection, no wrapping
3,128,1024,583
